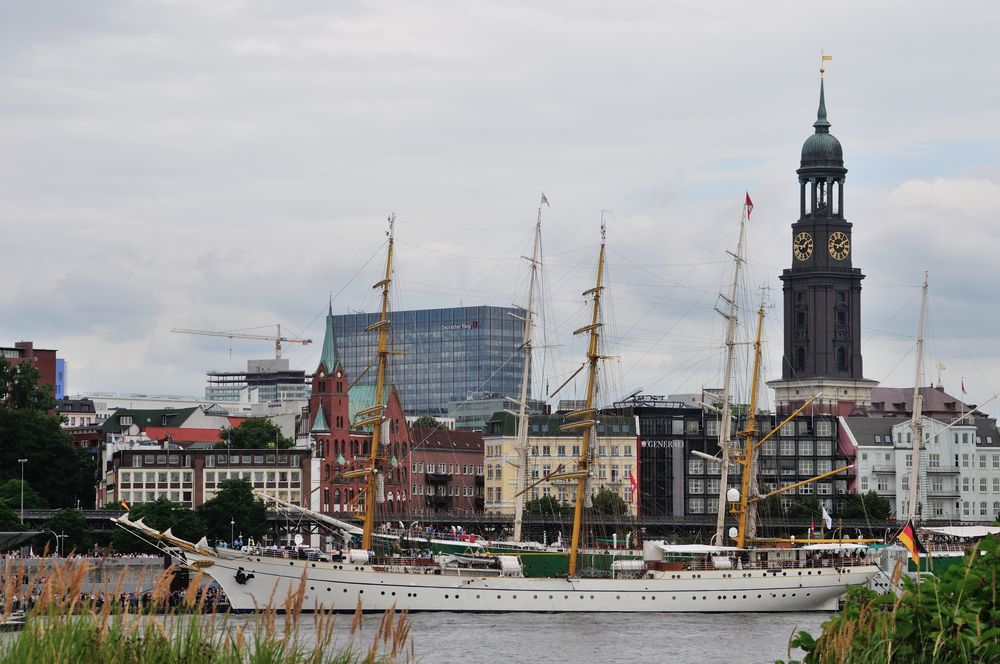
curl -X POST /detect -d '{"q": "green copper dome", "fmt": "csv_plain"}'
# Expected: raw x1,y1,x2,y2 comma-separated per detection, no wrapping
800,79,844,168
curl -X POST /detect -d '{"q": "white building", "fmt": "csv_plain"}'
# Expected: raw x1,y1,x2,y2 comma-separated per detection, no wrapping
844,415,1000,523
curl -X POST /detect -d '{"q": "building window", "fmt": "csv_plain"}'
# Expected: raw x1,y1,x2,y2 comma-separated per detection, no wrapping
815,420,833,437
688,479,704,494
780,440,795,456
816,440,832,456
929,453,940,468
798,440,813,456
687,458,705,474
705,419,719,437
688,498,704,514
798,459,814,475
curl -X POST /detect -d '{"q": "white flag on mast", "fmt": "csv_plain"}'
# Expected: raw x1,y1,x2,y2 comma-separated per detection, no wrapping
821,505,833,530
540,192,550,207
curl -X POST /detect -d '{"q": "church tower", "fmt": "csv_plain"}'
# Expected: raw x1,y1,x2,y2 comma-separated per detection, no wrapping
768,76,877,416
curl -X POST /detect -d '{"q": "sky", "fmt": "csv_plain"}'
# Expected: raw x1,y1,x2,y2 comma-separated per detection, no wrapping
2,1,999,414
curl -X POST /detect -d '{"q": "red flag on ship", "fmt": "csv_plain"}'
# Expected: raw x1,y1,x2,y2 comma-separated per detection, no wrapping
628,469,637,503
745,192,753,219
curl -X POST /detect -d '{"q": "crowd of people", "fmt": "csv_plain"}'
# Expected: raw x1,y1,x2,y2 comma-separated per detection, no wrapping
1,584,229,613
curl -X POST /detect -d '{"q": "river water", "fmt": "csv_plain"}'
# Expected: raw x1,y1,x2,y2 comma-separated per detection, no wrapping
227,611,829,663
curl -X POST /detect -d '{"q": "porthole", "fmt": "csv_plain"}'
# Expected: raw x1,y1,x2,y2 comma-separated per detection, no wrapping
497,595,502,599
476,594,481,599
533,595,538,599
289,562,294,566
445,594,449,599
391,592,396,596
359,590,364,594
672,596,676,600
310,586,314,591
381,591,385,595
564,595,569,600
616,595,621,600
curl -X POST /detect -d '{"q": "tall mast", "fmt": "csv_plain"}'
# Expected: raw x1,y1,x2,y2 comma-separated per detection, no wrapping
551,219,607,577
906,273,928,523
343,214,395,550
713,200,750,545
734,306,764,549
512,198,544,542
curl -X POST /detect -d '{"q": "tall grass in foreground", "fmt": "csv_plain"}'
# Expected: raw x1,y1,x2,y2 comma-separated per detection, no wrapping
0,558,413,663
779,535,1000,664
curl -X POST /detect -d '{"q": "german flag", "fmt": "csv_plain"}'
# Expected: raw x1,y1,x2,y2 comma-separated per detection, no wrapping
895,519,926,567
120,498,130,512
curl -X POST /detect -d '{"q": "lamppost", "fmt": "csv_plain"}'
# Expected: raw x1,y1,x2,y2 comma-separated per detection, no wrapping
17,458,27,523
230,518,235,547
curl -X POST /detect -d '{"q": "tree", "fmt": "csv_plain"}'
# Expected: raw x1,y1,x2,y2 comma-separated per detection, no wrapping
42,508,92,556
410,416,440,429
111,498,206,553
840,490,893,520
0,359,95,508
196,479,268,544
217,417,293,450
756,493,786,520
0,479,49,510
591,488,628,516
524,495,570,516
0,505,25,531
786,496,822,521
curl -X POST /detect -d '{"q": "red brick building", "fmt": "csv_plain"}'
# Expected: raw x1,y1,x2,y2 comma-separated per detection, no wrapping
410,428,484,516
2,341,57,395
305,305,411,517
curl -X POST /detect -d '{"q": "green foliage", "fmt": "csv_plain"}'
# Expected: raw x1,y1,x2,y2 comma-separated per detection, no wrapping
0,360,95,508
757,494,786,520
410,416,440,429
42,508,93,555
591,488,628,516
112,498,206,553
840,490,893,520
0,504,26,531
217,417,293,450
524,494,571,516
785,497,822,521
0,479,48,510
779,535,1000,664
196,479,268,544
0,358,57,411
0,560,412,662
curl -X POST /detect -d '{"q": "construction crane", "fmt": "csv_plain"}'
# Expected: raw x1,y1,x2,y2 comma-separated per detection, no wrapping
171,324,312,359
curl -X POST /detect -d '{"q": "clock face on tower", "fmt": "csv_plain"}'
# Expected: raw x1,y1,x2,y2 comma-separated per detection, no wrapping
828,231,850,260
793,232,813,261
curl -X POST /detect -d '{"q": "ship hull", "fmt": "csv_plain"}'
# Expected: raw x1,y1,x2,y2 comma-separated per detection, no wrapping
186,551,876,613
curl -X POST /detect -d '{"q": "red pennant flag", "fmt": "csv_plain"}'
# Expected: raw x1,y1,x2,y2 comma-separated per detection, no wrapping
745,192,753,219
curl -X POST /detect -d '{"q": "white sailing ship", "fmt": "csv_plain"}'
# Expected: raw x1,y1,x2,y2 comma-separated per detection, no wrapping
116,204,880,612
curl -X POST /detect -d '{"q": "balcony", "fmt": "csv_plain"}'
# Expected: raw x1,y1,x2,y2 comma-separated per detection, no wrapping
425,494,452,507
871,464,896,474
426,473,452,483
927,488,960,498
927,466,960,474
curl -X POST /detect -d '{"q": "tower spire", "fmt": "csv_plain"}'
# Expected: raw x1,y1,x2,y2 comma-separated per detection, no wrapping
320,302,340,373
814,79,830,133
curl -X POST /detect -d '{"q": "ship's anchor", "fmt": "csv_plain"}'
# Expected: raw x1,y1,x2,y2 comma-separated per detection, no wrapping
235,567,256,585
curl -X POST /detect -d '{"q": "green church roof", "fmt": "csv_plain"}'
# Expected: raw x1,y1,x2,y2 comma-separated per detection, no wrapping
311,403,330,433
348,384,389,432
319,301,340,373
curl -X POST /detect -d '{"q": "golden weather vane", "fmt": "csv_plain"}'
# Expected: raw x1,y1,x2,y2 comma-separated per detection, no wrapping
820,51,833,78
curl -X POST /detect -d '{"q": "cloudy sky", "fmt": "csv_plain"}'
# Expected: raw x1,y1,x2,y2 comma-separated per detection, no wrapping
2,1,998,413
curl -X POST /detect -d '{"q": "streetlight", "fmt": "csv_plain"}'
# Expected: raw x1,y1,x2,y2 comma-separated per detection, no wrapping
17,458,27,523
230,518,235,547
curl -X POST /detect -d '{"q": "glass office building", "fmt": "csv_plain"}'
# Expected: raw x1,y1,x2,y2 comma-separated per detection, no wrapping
332,306,529,417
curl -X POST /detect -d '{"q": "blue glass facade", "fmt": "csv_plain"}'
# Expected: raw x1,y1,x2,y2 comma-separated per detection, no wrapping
332,306,529,417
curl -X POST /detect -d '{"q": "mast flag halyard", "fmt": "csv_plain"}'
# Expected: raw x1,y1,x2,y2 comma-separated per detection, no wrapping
713,196,751,545
342,214,396,551
512,198,544,542
550,217,608,577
